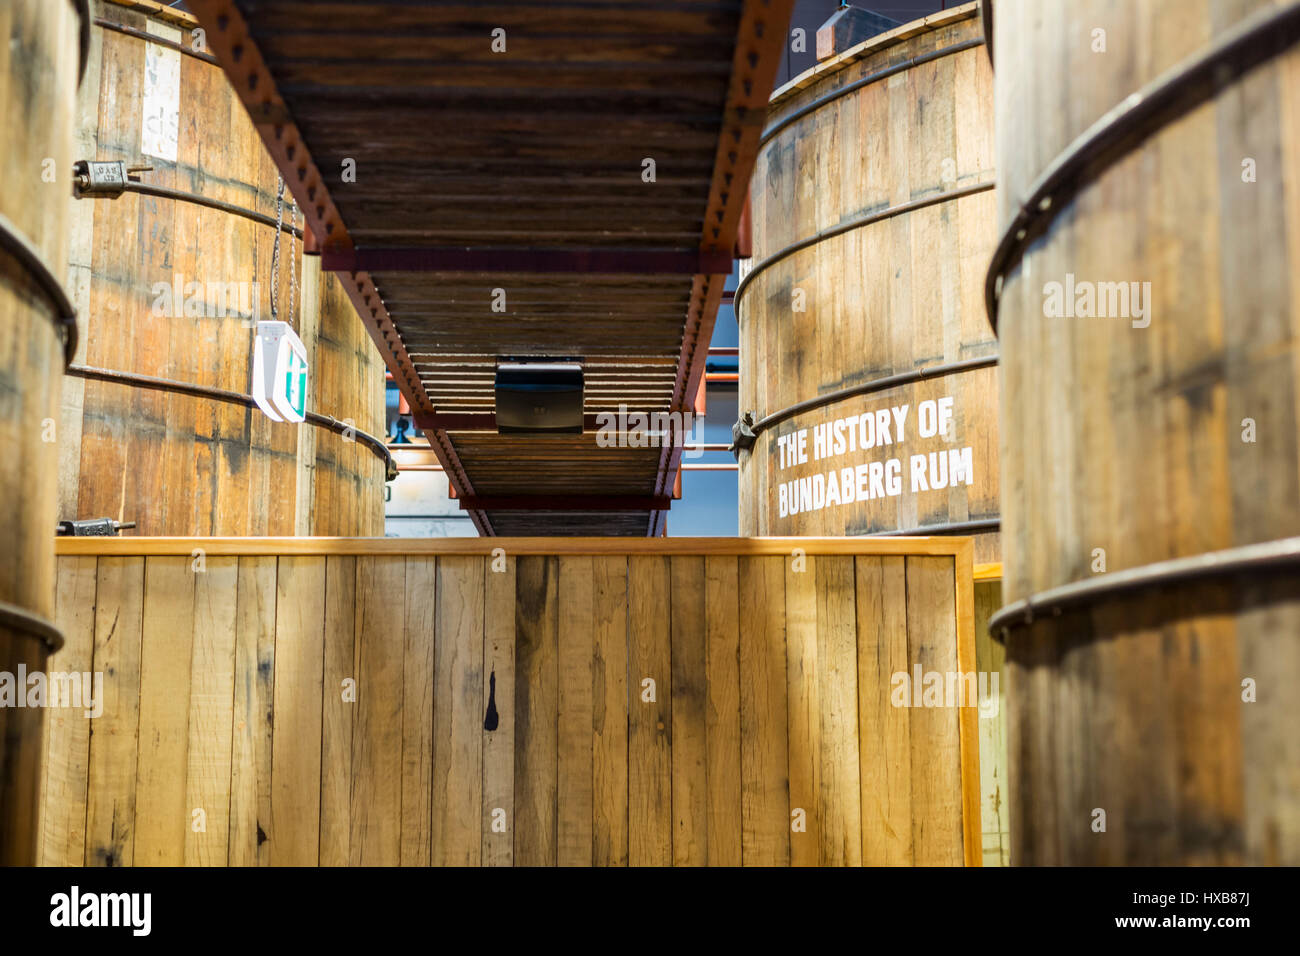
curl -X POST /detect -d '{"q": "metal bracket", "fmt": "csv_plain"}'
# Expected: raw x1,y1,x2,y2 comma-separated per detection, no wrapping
730,411,757,458
72,160,152,199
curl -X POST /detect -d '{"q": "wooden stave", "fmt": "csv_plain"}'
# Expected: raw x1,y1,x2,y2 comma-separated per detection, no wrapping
994,0,1300,864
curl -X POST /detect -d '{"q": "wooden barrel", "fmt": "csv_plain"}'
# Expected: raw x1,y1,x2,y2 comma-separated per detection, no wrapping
0,0,82,865
992,0,1300,864
736,4,1000,565
58,0,386,536
737,4,1009,865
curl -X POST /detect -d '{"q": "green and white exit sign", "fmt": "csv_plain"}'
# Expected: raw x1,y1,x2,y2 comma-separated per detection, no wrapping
252,320,309,423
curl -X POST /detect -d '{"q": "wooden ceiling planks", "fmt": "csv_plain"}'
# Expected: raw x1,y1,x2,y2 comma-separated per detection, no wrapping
187,0,793,535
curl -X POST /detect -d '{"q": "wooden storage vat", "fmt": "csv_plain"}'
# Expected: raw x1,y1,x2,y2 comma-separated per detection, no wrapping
0,0,81,865
58,0,385,536
738,3,1008,863
38,536,982,867
994,0,1300,864
737,4,999,565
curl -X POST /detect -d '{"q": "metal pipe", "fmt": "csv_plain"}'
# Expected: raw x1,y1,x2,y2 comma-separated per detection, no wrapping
81,179,304,239
66,364,397,480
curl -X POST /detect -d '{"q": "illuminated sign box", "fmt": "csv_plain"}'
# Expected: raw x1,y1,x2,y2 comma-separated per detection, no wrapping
252,321,308,423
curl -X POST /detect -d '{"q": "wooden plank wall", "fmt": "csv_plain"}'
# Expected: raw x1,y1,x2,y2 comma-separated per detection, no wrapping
37,540,979,866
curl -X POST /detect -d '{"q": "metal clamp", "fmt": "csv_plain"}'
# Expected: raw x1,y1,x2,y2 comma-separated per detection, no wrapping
73,160,152,199
730,411,757,458
56,518,136,537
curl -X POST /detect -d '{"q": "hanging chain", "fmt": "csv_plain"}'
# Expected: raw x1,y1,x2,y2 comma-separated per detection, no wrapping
289,198,298,329
270,176,285,322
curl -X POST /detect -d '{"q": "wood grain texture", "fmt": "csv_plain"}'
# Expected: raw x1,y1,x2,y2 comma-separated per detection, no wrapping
481,554,516,866
38,541,977,866
514,556,558,865
319,555,357,866
402,557,436,866
738,556,790,865
38,557,97,867
670,556,707,865
557,556,595,866
269,556,324,865
184,556,238,866
591,555,629,866
784,553,820,865
703,556,742,866
432,556,483,866
856,555,913,864
133,557,196,865
350,555,405,865
973,579,1007,867
815,556,861,865
228,556,275,866
905,556,964,865
83,557,145,867
628,555,672,865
